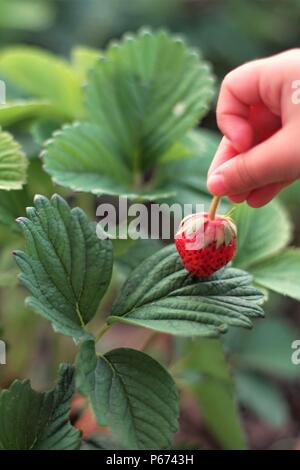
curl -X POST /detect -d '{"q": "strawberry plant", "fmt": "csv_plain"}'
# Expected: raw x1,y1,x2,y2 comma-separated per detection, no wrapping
0,29,300,450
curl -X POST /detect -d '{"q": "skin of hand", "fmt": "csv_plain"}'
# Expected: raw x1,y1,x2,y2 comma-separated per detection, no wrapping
207,49,300,207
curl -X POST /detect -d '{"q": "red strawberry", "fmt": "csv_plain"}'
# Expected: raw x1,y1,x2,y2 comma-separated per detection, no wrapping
175,199,237,277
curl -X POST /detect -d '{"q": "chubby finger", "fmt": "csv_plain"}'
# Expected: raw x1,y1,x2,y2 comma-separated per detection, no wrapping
207,126,299,196
249,104,281,144
246,181,291,207
228,193,249,203
208,137,238,177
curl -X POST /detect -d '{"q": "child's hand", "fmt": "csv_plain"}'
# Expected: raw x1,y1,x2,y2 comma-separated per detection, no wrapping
207,49,300,207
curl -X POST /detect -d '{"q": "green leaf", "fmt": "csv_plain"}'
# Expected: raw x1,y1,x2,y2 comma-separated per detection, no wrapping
85,29,215,170
0,100,60,128
43,30,215,198
250,249,300,301
181,338,233,382
227,317,300,379
0,0,54,31
115,238,163,274
0,47,82,117
43,122,175,200
77,344,179,450
180,338,247,450
43,122,131,196
232,201,291,269
232,201,299,300
197,380,246,449
76,339,97,397
13,194,113,340
0,364,80,450
155,129,229,211
76,340,108,426
236,372,289,427
0,244,20,286
0,129,27,189
279,180,300,214
109,244,264,337
31,118,63,146
0,187,30,228
26,158,54,198
81,433,123,450
71,46,101,80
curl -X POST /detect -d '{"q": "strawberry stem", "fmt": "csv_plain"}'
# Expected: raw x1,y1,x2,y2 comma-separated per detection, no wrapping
208,196,221,220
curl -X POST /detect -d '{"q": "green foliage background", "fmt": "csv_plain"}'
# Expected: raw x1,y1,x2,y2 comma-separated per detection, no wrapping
1,0,300,451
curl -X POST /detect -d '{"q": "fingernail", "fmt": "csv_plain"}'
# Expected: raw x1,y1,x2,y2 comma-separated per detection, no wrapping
207,174,227,196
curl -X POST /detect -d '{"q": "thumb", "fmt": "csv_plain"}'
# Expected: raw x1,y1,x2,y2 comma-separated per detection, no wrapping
207,126,299,196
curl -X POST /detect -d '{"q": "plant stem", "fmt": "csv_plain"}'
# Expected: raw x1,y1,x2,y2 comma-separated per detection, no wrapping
208,195,221,220
94,322,111,343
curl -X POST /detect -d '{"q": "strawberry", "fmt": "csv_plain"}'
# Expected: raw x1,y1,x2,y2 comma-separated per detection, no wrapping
175,197,237,277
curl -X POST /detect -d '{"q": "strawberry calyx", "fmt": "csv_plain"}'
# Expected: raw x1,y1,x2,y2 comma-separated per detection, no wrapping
176,212,236,250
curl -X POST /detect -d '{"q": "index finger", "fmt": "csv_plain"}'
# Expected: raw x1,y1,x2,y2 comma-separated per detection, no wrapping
208,136,238,176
